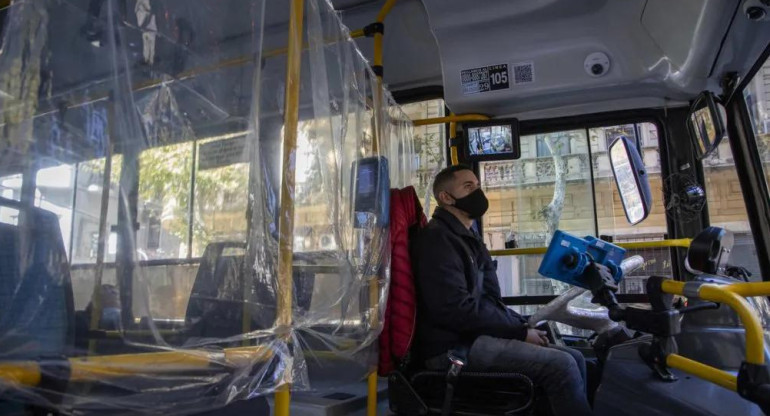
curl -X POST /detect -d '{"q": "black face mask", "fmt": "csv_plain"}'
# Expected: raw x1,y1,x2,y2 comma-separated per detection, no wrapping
450,188,489,219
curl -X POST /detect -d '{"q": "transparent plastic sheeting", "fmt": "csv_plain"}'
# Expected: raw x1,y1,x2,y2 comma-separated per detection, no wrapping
0,0,414,414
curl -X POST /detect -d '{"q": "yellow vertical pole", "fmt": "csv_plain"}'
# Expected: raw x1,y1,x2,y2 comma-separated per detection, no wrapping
373,0,397,75
449,115,459,166
274,0,305,414
367,367,378,416
371,0,397,154
366,234,381,416
369,2,397,415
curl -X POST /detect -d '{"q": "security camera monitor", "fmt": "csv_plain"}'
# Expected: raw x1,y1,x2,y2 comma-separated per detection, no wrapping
463,119,520,161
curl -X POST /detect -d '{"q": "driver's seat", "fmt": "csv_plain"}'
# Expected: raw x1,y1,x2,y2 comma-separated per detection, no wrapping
381,187,535,415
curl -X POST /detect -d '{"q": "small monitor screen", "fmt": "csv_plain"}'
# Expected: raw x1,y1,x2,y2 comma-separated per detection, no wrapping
468,125,514,156
357,164,376,195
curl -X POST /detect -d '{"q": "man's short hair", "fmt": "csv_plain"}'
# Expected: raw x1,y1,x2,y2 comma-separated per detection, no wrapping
432,164,473,203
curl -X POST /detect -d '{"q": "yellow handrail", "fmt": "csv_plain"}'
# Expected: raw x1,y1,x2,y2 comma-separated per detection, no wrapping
655,279,770,393
722,282,770,297
666,354,738,391
661,280,765,365
0,345,274,387
490,246,549,256
412,114,490,126
489,238,692,257
700,285,764,365
619,238,692,249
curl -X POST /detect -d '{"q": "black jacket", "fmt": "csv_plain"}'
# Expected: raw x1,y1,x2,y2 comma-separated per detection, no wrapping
412,207,528,361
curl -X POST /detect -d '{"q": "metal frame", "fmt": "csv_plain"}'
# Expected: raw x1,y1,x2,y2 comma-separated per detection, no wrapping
722,44,770,282
661,280,770,390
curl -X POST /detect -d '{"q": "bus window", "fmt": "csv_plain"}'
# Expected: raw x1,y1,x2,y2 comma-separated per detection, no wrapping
482,129,595,300
192,135,249,257
138,143,194,260
67,157,122,311
35,164,76,257
703,55,770,280
70,156,122,265
589,122,671,294
483,122,672,335
401,98,446,215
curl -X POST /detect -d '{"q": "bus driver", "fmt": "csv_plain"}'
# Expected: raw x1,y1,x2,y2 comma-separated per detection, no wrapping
412,164,596,416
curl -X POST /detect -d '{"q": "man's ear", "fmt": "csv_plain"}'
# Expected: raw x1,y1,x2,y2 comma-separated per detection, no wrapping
438,190,453,206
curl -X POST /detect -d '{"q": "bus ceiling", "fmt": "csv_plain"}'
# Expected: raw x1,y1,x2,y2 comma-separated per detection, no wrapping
338,0,770,119
7,0,768,136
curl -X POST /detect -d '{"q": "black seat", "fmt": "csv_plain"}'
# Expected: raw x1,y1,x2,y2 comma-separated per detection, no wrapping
185,242,248,340
185,242,317,341
67,242,272,414
0,197,76,414
0,198,75,359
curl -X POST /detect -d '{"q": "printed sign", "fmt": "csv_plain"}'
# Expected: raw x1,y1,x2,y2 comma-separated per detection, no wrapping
460,64,509,95
198,135,248,170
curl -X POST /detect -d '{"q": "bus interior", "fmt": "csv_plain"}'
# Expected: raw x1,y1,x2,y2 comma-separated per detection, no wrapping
0,0,770,415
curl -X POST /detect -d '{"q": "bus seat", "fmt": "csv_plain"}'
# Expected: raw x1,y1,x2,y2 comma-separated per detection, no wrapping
382,187,535,415
185,242,248,339
185,242,315,340
0,198,75,359
0,198,75,413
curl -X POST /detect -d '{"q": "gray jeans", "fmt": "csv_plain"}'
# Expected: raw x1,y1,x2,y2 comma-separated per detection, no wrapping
427,335,592,416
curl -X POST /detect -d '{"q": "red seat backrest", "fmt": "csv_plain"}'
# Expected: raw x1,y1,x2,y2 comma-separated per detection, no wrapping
378,186,428,375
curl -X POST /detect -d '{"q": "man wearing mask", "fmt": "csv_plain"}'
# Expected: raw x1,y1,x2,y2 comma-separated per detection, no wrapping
413,164,593,416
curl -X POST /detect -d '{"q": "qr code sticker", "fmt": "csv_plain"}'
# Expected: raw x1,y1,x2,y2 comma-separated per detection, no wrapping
513,62,534,85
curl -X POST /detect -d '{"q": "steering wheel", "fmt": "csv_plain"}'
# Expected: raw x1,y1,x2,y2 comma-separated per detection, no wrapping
528,255,645,336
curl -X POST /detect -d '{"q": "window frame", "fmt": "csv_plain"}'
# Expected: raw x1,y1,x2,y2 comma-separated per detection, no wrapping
723,43,770,281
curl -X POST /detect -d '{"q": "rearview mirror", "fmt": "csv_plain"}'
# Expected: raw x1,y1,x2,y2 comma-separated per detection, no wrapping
687,91,726,159
609,136,652,225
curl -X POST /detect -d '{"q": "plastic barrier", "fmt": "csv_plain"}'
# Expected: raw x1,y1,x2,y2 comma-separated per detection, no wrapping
0,0,415,414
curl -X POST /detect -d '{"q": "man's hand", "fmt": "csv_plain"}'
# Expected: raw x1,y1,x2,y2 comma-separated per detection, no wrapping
584,262,618,293
583,262,619,308
525,328,548,346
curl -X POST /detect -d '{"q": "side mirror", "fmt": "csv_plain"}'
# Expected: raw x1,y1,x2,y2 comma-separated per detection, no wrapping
609,136,652,225
687,91,726,159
